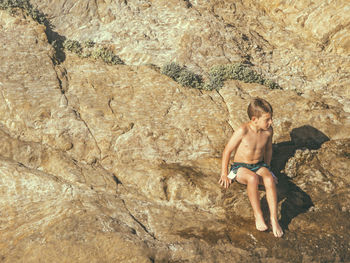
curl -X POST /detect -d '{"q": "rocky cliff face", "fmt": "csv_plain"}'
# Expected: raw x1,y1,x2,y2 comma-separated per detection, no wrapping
0,1,349,262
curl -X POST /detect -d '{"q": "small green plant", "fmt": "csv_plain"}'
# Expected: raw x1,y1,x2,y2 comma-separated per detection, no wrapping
62,38,124,65
0,0,66,64
0,0,46,24
263,79,282,90
205,63,281,90
161,62,203,89
177,69,203,89
83,40,95,48
161,62,182,81
63,40,82,55
161,62,281,91
92,47,124,65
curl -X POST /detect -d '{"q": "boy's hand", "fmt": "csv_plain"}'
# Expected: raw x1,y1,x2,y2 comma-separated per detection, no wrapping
219,175,231,189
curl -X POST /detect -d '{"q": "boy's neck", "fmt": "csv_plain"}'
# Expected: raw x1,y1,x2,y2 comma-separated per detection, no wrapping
248,121,262,133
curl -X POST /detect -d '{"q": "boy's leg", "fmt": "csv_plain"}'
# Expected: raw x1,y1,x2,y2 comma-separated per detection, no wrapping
236,168,268,231
256,167,283,237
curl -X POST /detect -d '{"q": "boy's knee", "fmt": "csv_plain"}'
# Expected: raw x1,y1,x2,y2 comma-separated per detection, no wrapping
263,174,275,187
248,173,259,185
258,167,271,176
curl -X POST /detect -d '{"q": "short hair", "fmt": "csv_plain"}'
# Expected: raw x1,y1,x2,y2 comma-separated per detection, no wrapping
247,98,273,120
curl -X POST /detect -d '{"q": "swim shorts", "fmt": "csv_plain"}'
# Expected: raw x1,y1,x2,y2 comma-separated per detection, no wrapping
227,161,277,182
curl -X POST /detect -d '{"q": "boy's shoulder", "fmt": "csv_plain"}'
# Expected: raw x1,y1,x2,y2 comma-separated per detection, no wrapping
235,123,273,136
240,122,250,131
235,122,250,135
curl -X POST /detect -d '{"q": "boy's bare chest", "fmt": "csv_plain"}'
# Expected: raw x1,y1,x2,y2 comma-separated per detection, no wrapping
240,132,269,150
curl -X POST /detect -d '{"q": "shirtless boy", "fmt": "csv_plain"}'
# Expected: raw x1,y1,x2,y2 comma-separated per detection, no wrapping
219,98,283,238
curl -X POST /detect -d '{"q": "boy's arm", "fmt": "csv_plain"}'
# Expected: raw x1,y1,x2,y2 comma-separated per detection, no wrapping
219,127,245,189
264,128,273,166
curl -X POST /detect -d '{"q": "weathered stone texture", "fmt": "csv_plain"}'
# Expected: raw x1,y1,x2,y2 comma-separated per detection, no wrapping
30,0,350,107
0,2,350,262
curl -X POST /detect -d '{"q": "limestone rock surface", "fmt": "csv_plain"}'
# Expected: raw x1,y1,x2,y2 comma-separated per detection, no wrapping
30,0,350,108
0,2,350,263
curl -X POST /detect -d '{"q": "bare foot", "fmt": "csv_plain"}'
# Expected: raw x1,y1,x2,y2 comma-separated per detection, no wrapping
271,219,284,238
255,215,268,232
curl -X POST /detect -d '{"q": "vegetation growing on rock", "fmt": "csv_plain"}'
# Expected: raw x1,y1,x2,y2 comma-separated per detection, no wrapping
63,40,83,56
63,39,124,65
91,47,124,65
0,0,46,24
161,62,281,91
1,1,350,261
161,62,203,89
1,1,124,66
205,63,282,91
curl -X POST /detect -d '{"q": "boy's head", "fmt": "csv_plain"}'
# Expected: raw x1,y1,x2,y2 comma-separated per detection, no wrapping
247,98,273,120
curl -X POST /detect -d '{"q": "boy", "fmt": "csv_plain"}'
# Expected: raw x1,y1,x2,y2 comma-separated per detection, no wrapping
219,98,283,238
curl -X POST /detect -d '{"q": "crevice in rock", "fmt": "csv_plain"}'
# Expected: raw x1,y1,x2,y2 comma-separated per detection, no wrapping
112,174,123,193
52,63,102,162
53,65,69,104
121,199,157,241
113,122,135,147
63,184,75,198
220,45,232,64
314,154,335,181
72,108,103,161
183,0,192,8
36,9,66,64
320,22,350,51
183,0,202,16
0,1,67,64
163,100,176,118
160,177,169,202
5,155,76,191
0,88,12,115
92,0,101,22
108,98,115,115
163,105,171,117
76,163,87,185
216,90,234,131
234,81,250,99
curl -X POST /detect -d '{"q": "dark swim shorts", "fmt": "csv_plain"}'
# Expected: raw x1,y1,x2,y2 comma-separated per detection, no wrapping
227,161,277,181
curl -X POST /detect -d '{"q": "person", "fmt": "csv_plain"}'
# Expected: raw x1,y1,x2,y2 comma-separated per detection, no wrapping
219,97,283,238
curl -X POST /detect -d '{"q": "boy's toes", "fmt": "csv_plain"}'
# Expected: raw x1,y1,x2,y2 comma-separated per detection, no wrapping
257,225,268,232
255,220,268,232
272,226,284,238
270,219,284,237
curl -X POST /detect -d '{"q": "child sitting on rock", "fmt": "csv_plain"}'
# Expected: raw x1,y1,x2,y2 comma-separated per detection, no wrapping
219,97,283,238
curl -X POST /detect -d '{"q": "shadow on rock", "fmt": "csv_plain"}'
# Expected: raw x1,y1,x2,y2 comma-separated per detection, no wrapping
268,125,330,230
42,13,66,64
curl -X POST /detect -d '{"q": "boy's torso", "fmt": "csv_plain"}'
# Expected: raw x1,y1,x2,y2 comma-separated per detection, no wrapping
233,123,271,164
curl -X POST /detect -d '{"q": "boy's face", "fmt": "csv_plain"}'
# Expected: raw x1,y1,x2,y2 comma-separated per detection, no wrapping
255,113,273,130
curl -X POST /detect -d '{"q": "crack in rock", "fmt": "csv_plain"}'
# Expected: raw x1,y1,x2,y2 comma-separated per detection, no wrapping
121,199,157,241
53,65,102,162
216,89,234,131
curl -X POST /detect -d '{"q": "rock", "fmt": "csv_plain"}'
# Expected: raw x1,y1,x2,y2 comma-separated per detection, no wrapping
283,148,316,178
280,139,350,262
0,10,100,165
256,0,350,55
0,157,155,263
29,0,350,107
0,3,350,263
